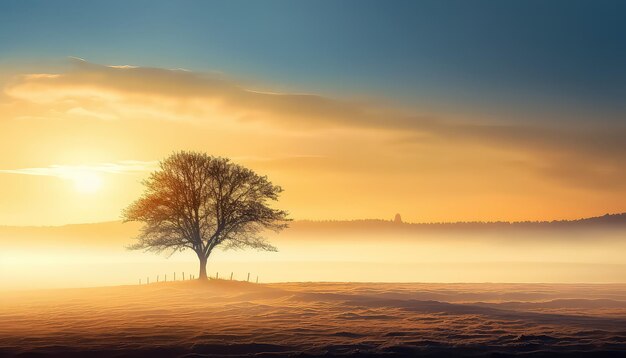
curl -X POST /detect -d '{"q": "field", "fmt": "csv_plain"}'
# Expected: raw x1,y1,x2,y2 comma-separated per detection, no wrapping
1,281,626,357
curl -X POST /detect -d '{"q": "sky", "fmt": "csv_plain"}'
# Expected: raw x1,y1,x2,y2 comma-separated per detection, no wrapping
0,0,625,225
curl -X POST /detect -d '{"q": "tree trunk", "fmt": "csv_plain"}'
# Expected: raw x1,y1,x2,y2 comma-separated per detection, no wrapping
198,255,208,280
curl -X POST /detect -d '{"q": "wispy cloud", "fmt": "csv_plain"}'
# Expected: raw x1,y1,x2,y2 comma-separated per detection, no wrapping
3,58,626,190
0,161,158,179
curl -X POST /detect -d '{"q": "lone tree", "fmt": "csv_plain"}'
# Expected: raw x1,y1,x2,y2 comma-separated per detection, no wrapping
123,151,289,280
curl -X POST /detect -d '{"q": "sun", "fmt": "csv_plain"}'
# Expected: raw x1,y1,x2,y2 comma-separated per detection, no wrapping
71,171,103,194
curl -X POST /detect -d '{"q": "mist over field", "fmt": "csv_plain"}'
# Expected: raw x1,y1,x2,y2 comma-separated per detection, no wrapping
2,2,626,355
2,214,625,290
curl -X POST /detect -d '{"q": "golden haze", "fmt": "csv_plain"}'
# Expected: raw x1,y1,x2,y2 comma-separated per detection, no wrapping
0,59,625,225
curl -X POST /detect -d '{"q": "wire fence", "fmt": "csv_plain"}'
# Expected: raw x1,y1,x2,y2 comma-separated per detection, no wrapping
138,272,259,285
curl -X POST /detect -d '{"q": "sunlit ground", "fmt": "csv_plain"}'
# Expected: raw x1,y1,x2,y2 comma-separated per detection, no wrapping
1,280,625,357
1,219,625,358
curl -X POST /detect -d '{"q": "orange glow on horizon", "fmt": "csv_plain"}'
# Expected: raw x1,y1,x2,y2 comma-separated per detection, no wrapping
0,60,624,225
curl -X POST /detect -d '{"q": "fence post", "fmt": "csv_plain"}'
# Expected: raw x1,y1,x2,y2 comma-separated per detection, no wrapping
230,272,233,280
174,272,176,281
256,276,258,284
247,273,250,282
183,272,185,281
147,277,149,284
165,274,167,282
157,275,159,283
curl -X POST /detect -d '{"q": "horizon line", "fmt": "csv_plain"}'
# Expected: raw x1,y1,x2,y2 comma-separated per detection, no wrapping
2,212,624,229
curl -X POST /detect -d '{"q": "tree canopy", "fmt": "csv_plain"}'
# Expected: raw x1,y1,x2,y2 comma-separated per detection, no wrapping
123,151,289,279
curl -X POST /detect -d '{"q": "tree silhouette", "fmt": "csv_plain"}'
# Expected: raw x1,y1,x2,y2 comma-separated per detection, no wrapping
123,151,289,280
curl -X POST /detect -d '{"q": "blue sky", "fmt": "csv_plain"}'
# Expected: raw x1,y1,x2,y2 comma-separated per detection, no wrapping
0,1,626,225
1,0,625,121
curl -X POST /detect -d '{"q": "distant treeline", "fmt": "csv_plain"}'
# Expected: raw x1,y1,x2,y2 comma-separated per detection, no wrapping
290,213,626,232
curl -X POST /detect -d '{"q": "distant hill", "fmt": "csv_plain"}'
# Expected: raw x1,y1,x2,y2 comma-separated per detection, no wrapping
290,212,626,232
0,213,624,248
0,221,141,248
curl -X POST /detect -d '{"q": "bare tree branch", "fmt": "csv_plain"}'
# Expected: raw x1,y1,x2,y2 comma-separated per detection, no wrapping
122,151,290,280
